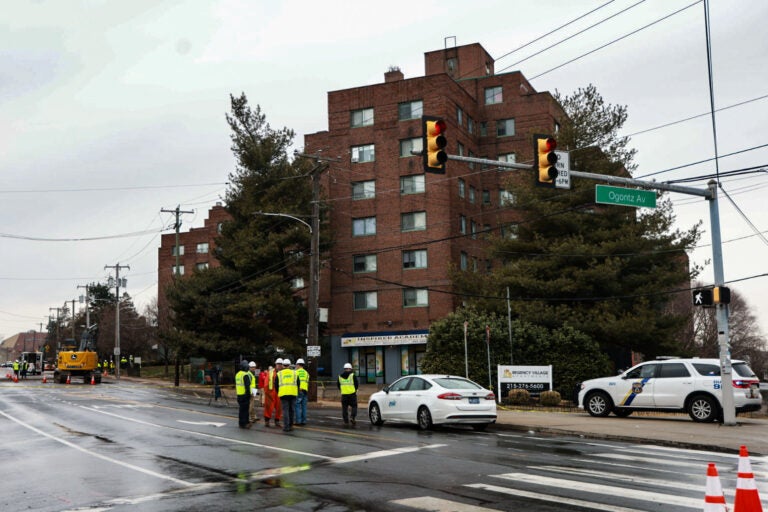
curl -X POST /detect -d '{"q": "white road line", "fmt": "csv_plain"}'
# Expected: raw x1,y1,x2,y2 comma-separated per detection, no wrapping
330,444,447,465
594,452,703,468
466,483,650,512
391,496,502,511
492,472,701,509
0,409,194,487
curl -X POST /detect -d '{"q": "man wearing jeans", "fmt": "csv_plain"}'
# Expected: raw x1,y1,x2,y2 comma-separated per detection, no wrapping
294,359,309,426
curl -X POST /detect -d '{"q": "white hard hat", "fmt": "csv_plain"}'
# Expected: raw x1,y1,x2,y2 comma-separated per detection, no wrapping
282,359,291,366
248,361,256,367
296,358,305,365
275,358,283,365
344,362,353,369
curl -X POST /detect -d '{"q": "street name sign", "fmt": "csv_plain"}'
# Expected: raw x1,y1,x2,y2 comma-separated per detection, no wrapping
595,185,656,209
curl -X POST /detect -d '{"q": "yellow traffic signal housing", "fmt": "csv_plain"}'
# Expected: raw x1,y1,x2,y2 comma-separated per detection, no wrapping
713,286,731,304
534,134,558,187
422,116,447,173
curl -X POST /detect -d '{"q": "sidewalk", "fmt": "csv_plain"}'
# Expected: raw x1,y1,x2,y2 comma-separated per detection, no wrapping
116,376,768,456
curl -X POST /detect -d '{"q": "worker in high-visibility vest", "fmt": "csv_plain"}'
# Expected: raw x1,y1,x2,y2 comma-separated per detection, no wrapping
294,359,309,426
276,359,298,432
12,360,20,379
337,362,359,426
234,360,253,429
263,359,283,427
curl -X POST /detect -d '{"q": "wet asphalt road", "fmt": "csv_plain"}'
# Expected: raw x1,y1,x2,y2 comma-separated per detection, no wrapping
2,377,767,511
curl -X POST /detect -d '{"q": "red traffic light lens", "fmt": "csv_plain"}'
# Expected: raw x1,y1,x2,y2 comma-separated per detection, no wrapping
545,137,556,151
434,119,446,135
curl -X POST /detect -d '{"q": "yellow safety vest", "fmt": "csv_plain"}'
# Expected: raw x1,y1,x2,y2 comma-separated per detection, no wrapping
235,370,248,396
13,361,19,371
268,368,276,390
296,368,309,392
339,374,356,395
277,369,298,397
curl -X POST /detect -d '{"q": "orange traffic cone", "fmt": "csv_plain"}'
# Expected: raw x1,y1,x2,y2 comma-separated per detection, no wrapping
90,375,95,385
734,445,763,512
66,375,71,385
704,462,729,511
13,374,18,383
42,375,47,384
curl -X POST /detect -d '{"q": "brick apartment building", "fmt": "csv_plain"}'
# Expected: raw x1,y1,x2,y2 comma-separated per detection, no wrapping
304,42,566,384
157,203,231,330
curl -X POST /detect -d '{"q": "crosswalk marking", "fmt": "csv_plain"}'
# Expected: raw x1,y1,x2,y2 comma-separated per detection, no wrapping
391,497,501,511
465,483,649,512
492,472,702,509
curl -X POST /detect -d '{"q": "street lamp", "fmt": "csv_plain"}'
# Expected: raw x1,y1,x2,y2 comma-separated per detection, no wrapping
254,210,320,401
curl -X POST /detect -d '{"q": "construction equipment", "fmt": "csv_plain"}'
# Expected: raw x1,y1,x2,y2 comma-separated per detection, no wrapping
54,325,101,384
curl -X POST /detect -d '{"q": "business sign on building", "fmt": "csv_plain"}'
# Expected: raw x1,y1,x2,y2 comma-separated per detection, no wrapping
497,365,553,398
340,330,428,348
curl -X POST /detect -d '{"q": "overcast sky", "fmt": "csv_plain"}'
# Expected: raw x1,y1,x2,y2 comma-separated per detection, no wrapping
1,0,766,343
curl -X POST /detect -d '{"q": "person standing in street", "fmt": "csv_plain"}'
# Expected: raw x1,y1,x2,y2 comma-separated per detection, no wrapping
235,361,253,429
294,359,309,426
277,359,298,432
248,361,260,425
258,364,270,407
12,360,20,380
264,358,283,427
338,362,359,426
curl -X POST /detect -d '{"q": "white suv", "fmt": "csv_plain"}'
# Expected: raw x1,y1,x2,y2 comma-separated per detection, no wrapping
578,358,762,422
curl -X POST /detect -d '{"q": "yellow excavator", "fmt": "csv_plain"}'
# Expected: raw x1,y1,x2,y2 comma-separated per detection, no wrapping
54,326,101,384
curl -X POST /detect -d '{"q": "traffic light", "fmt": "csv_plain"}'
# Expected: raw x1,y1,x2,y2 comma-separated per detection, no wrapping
534,134,558,187
713,286,731,304
422,115,447,173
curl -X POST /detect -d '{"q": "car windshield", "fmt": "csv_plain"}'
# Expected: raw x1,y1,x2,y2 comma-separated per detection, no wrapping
432,377,483,390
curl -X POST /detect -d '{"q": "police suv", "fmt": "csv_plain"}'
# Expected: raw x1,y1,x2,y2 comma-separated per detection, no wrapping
578,358,762,422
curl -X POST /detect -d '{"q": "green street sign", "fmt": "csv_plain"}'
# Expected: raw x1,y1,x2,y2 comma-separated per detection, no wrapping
595,185,657,209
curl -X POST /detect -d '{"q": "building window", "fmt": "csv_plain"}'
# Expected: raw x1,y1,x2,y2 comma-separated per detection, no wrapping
401,211,426,232
351,144,375,163
472,257,478,272
446,58,457,72
457,106,464,126
352,180,375,200
457,142,465,156
402,249,427,269
458,178,465,198
497,118,515,137
403,288,428,307
216,222,224,234
467,116,474,134
398,100,423,120
479,122,487,137
468,149,475,170
195,262,209,271
482,189,491,205
172,245,184,256
399,137,423,157
350,108,374,128
353,254,377,273
469,186,476,204
471,221,477,239
172,264,185,276
459,215,467,234
291,277,305,289
352,216,376,236
400,174,425,194
501,223,519,240
460,252,468,270
498,153,516,164
485,86,503,105
196,242,209,254
354,291,377,310
500,190,516,206
554,121,561,134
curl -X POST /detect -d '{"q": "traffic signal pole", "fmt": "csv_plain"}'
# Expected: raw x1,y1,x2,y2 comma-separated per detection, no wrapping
447,153,737,425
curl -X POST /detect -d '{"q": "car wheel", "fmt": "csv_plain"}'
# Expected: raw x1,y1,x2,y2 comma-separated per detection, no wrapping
471,423,488,432
585,391,613,417
369,402,384,426
417,406,433,430
688,394,718,423
613,408,633,418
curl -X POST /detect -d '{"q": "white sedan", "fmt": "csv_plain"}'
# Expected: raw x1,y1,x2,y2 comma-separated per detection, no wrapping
367,374,497,431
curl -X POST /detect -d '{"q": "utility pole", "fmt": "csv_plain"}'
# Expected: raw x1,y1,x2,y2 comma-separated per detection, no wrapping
71,299,76,342
161,205,194,277
105,263,130,381
160,205,194,387
49,307,62,351
295,155,331,402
